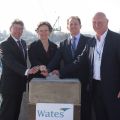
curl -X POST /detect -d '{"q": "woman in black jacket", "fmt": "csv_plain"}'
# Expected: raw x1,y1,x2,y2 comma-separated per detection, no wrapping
28,21,58,78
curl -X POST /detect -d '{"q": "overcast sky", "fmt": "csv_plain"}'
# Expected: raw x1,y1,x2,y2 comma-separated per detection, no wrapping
0,0,120,34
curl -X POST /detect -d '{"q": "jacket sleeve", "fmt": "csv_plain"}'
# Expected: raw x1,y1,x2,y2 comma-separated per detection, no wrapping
47,43,63,72
0,43,27,76
28,43,42,67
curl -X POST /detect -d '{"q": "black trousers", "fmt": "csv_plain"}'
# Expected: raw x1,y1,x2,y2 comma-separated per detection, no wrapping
92,80,108,120
0,92,23,120
81,86,91,120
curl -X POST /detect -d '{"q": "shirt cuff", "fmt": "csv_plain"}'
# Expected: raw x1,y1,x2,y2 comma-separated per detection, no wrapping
25,69,29,76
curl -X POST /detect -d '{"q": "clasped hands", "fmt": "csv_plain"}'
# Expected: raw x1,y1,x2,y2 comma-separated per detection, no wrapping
27,65,47,76
39,65,48,77
27,65,59,77
40,65,59,77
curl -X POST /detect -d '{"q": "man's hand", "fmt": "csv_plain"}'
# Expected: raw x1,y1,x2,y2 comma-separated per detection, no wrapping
117,91,120,99
28,66,39,75
41,70,48,77
39,65,48,77
51,70,59,76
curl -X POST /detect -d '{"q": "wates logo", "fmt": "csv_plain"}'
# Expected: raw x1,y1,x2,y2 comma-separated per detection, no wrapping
37,108,71,118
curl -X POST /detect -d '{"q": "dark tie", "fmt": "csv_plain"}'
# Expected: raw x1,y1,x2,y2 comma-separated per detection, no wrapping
71,36,76,58
17,40,25,58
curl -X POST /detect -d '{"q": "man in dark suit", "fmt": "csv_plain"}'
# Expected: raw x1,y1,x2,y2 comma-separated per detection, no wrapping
60,12,120,120
0,20,39,120
48,16,90,78
43,16,91,120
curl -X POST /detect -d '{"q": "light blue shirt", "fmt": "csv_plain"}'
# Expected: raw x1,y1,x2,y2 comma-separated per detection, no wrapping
70,33,80,49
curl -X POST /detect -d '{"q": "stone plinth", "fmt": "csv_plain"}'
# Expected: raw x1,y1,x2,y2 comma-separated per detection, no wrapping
29,78,81,104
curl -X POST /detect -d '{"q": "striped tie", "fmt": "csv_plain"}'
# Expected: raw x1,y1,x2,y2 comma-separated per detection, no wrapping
17,40,25,58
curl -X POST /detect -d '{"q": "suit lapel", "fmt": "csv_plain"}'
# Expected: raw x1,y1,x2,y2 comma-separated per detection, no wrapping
66,35,87,59
101,30,111,65
89,38,96,67
87,37,96,82
75,35,86,57
21,40,27,59
66,39,73,59
8,36,26,61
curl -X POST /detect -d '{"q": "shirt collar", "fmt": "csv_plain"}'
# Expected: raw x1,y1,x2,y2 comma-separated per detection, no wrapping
69,33,81,45
11,35,21,42
70,33,80,40
95,29,108,43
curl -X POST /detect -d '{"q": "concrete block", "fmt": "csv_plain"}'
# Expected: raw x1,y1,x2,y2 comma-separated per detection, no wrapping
29,78,81,104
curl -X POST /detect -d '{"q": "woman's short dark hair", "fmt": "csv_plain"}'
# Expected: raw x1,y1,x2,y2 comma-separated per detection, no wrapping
36,21,53,33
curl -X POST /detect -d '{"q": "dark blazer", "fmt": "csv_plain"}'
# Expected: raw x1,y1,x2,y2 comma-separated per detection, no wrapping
28,40,57,78
61,30,120,120
0,36,27,94
48,34,91,79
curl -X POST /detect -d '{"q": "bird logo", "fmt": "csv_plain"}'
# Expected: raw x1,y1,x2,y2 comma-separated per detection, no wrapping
60,108,70,111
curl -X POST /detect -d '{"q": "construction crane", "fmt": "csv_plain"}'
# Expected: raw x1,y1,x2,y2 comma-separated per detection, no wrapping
53,16,61,31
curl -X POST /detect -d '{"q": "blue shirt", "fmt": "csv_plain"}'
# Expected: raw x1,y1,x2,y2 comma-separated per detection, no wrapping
69,33,80,49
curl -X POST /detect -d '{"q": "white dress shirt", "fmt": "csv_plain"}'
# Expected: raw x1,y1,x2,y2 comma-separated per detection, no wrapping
11,35,21,45
93,30,108,80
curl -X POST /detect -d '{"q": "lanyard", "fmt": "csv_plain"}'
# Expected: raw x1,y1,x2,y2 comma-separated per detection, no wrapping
95,40,105,60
